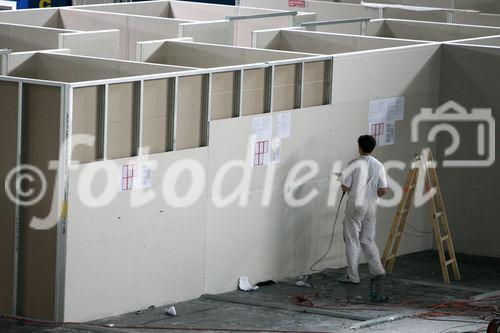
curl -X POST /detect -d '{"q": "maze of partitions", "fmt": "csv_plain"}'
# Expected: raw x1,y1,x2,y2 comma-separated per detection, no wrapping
0,0,500,324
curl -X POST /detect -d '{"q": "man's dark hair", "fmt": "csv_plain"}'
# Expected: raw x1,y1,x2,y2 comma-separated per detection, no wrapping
358,135,377,154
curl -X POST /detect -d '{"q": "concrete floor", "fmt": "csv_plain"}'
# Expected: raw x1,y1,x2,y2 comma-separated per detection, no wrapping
2,250,500,333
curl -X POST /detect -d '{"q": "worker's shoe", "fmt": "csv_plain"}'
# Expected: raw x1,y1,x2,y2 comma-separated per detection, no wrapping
370,275,388,303
337,275,360,285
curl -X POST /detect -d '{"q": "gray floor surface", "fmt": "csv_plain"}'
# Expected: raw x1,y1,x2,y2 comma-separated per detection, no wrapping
2,250,500,333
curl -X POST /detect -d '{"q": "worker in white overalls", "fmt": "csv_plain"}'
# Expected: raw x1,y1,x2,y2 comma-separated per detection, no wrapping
338,135,388,285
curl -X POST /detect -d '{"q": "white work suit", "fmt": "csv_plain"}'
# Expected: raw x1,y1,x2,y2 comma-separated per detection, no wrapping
341,155,387,283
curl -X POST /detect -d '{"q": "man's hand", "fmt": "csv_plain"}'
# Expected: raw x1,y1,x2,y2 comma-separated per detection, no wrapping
377,188,388,198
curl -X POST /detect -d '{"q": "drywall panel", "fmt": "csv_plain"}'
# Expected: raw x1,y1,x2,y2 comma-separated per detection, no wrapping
64,148,208,321
211,71,235,120
235,16,292,47
0,81,18,314
240,0,377,22
176,75,203,150
303,60,326,107
19,84,61,320
142,78,170,154
333,44,440,103
252,28,281,50
72,86,99,164
452,35,500,47
180,21,234,46
259,30,421,55
242,68,266,116
273,64,296,111
364,20,387,37
205,107,337,293
310,0,378,21
127,15,189,60
107,83,134,160
438,44,500,257
143,40,314,68
454,12,500,28
58,31,120,58
330,44,442,257
19,53,188,83
58,9,189,60
74,1,170,17
382,20,500,42
205,63,441,292
5,53,37,78
0,24,64,52
0,8,60,27
381,8,449,23
170,1,236,20
58,9,129,59
294,12,317,27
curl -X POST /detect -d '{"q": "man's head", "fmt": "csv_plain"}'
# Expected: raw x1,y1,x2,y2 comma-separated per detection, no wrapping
358,135,377,155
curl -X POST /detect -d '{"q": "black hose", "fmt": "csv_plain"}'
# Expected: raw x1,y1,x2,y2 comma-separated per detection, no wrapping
310,191,346,272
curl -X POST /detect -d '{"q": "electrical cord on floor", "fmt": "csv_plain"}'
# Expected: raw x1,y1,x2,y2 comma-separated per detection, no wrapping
0,315,334,333
310,192,346,272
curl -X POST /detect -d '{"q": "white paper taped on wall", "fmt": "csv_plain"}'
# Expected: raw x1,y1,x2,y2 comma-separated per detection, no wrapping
120,162,153,191
271,139,281,164
251,115,273,167
251,114,292,166
277,113,291,138
368,97,405,146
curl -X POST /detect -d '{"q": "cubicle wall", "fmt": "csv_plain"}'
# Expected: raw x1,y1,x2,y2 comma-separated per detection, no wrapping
344,0,500,14
3,43,445,322
0,47,336,320
252,29,424,54
438,44,500,257
240,0,500,30
315,19,500,42
1,0,498,324
74,0,314,47
449,35,500,47
54,43,445,320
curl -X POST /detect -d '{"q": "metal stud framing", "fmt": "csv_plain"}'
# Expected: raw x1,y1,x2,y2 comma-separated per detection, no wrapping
168,77,179,151
54,84,73,322
12,82,23,316
324,58,334,105
97,84,109,160
201,73,212,147
265,65,275,113
133,80,144,156
234,70,243,118
225,11,298,21
295,62,305,109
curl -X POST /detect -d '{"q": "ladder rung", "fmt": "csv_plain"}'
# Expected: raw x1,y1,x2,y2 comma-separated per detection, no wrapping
441,235,450,242
403,185,415,193
394,231,402,237
385,254,396,261
426,160,437,168
445,258,456,266
398,209,409,216
435,211,444,218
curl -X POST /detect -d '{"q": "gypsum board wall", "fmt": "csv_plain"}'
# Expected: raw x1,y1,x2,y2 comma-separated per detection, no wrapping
7,53,195,83
253,29,424,54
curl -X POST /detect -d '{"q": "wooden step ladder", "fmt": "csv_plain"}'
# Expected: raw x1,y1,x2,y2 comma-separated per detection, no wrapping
382,148,461,285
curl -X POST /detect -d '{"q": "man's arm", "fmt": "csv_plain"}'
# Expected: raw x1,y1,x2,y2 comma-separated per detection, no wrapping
377,164,388,197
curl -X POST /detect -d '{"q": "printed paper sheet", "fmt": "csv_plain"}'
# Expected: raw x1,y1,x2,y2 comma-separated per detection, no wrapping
368,97,405,146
